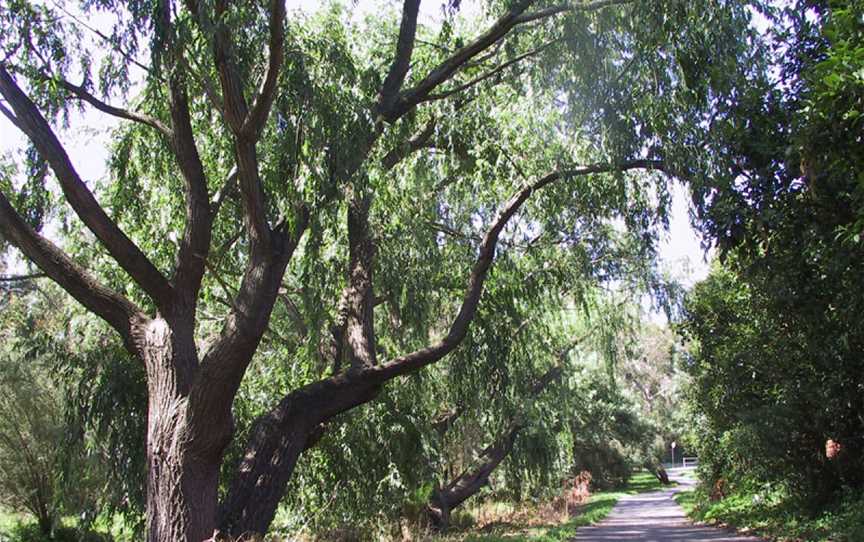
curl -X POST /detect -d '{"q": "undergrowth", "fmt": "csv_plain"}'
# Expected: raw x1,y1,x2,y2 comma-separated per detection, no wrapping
674,485,864,542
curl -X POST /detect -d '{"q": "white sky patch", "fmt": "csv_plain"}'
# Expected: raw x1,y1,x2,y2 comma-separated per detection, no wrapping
659,181,710,288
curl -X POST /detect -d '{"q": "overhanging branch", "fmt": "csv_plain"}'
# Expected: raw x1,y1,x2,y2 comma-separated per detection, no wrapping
425,41,555,102
53,77,172,137
380,0,635,122
368,159,664,381
0,65,174,309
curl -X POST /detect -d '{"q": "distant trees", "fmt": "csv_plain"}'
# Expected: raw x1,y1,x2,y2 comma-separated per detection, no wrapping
0,358,68,536
0,291,109,537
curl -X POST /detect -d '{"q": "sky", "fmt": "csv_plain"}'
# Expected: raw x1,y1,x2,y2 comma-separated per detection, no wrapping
0,0,712,286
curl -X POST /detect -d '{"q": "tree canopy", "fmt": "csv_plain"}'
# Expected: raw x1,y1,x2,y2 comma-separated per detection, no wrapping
0,0,768,540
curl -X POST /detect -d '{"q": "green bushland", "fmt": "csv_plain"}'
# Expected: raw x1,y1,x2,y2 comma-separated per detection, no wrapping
676,4,864,542
674,486,864,542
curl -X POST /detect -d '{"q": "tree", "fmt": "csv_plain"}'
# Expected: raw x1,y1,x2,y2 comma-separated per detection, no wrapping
680,0,864,505
0,0,763,539
0,289,109,537
424,328,582,530
680,260,864,502
0,357,68,536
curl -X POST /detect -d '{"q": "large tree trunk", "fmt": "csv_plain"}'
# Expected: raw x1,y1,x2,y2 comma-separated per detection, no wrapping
142,317,234,542
146,435,222,542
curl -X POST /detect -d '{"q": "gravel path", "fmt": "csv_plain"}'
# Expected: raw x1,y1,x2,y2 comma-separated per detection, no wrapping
573,468,763,541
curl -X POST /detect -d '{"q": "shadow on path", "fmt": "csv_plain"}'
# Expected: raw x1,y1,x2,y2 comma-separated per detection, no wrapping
574,468,763,542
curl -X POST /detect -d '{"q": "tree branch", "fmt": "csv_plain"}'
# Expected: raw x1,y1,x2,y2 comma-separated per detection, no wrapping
196,0,272,249
513,0,635,25
167,68,214,303
192,207,310,420
377,0,422,116
0,65,174,309
381,117,437,171
240,0,286,140
425,41,554,102
0,190,146,352
427,424,520,528
344,187,376,370
52,77,172,137
0,272,46,282
48,0,156,77
234,140,274,251
379,0,538,121
211,0,250,133
381,0,635,121
368,159,664,381
211,166,239,216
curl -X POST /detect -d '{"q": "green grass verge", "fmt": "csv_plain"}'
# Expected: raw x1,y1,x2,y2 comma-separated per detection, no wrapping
672,489,696,516
623,471,673,495
674,486,864,542
463,470,670,541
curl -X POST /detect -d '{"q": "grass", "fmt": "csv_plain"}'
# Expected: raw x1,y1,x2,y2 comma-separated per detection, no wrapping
672,489,697,516
0,509,124,542
458,470,670,541
674,485,864,542
622,471,672,495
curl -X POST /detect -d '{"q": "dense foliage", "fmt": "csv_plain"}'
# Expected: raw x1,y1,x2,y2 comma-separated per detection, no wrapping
0,287,139,538
679,1,864,537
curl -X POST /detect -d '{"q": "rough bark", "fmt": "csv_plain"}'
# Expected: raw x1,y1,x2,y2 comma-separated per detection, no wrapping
217,373,382,538
345,187,377,369
140,314,229,542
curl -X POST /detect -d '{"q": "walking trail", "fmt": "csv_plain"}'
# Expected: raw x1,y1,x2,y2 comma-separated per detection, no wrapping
574,467,763,541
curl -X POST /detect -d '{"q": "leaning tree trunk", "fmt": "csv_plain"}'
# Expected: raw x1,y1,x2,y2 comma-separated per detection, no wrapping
424,363,572,530
427,427,520,530
653,465,670,485
217,374,382,538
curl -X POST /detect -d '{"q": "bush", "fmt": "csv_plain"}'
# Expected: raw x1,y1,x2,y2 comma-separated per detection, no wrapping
5,523,110,542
